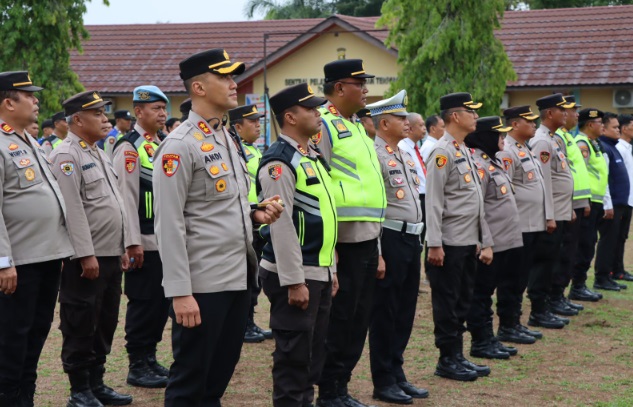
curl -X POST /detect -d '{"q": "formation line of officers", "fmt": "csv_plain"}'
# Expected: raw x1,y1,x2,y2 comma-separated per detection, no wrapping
0,47,630,407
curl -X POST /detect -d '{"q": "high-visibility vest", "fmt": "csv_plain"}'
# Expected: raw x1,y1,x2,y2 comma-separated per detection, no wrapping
242,142,262,204
575,133,608,203
555,128,591,201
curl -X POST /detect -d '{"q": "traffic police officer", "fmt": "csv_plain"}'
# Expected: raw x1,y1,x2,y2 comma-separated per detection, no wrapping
366,91,428,404
314,59,387,407
40,111,68,156
112,85,171,389
228,104,273,343
50,90,133,407
425,92,493,382
0,71,75,407
496,106,549,344
464,116,523,360
257,82,338,407
154,48,283,407
102,110,132,157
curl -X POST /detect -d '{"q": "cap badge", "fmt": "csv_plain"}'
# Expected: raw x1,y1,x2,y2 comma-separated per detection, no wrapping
138,91,150,100
589,110,598,118
92,92,99,100
223,50,229,60
307,84,314,94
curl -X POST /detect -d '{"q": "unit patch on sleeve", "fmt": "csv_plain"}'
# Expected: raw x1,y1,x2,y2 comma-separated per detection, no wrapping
502,157,513,171
125,158,137,173
435,154,448,169
540,151,550,163
268,164,282,181
162,154,180,177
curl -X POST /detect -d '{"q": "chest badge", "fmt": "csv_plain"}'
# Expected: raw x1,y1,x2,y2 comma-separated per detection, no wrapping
201,143,214,152
387,159,397,167
8,143,18,151
464,173,472,183
24,168,35,181
518,151,526,157
477,168,485,180
215,179,227,192
193,132,205,141
209,166,220,175
395,189,405,200
527,171,534,180
19,158,30,166
500,185,508,195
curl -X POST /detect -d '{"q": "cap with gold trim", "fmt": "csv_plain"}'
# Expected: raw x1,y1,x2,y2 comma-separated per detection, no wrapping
63,91,112,116
0,71,43,92
366,89,409,117
563,95,581,108
439,92,482,111
356,108,371,119
269,83,327,115
473,116,512,133
228,104,264,123
179,48,245,80
324,59,375,83
503,105,539,121
535,93,574,111
578,108,604,122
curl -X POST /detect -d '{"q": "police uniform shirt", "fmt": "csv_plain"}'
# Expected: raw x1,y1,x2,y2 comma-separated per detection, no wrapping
315,101,381,243
497,135,550,233
40,138,53,157
531,125,574,221
153,110,257,297
471,148,523,253
49,132,128,258
425,131,493,248
112,123,159,251
0,120,74,266
375,136,422,223
397,137,426,195
259,134,335,286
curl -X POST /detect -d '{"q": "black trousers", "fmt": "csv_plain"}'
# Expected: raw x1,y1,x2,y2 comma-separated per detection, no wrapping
528,222,565,313
573,202,603,286
552,209,585,296
507,232,541,324
60,257,122,373
164,290,249,407
319,239,378,389
426,244,477,353
467,247,522,333
0,260,62,397
261,268,332,407
369,229,421,388
249,233,266,318
595,205,628,278
124,250,169,355
615,206,633,275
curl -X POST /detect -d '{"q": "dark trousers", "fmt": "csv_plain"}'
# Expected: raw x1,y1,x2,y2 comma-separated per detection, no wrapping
261,268,332,407
552,209,585,296
426,244,477,353
60,257,122,373
319,239,378,389
0,260,62,397
615,206,633,275
508,232,541,324
528,223,565,313
124,250,169,355
369,229,421,388
595,205,628,278
249,233,266,319
164,290,249,407
467,247,522,333
573,202,604,286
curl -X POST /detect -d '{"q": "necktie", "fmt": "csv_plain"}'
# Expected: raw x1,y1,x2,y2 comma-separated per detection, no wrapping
414,144,426,176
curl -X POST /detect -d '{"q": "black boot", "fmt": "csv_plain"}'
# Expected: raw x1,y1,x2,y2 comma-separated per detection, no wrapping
67,370,103,407
127,352,168,388
146,353,169,377
550,295,579,316
316,381,345,407
337,381,375,407
244,318,265,343
569,285,602,301
492,338,518,356
434,345,477,382
497,325,536,344
90,365,132,406
470,326,509,360
563,296,584,311
594,276,622,291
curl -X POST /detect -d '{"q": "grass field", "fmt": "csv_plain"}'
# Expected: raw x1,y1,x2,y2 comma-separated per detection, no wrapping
33,265,633,406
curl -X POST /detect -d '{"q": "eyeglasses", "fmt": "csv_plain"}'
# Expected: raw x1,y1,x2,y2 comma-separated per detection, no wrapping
452,109,477,116
338,81,367,89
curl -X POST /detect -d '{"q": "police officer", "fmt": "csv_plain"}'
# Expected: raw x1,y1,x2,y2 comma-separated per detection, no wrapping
228,104,273,343
39,118,54,144
425,92,493,382
154,48,283,407
256,82,338,407
366,91,427,404
527,94,574,329
0,71,75,407
40,111,68,156
496,106,549,344
179,98,192,121
314,59,387,407
356,108,375,139
551,96,590,315
570,108,606,301
49,90,133,407
101,110,132,156
111,85,171,389
464,116,523,360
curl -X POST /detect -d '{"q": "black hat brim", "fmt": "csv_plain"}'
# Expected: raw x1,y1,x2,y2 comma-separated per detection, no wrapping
15,85,43,92
298,95,327,108
352,73,375,79
243,112,264,120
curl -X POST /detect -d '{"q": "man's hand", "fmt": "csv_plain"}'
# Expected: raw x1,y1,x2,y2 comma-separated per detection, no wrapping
253,195,284,225
288,283,309,310
428,247,445,266
173,295,201,328
546,219,557,234
0,266,17,295
332,273,339,297
376,255,386,280
126,245,144,269
80,256,99,280
121,253,130,272
604,209,614,220
583,206,591,218
571,210,577,224
479,247,493,265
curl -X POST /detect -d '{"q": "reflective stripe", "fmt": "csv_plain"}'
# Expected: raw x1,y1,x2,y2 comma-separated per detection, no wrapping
290,151,303,169
294,200,322,217
586,164,601,179
573,189,591,197
330,162,360,180
592,194,604,201
331,152,357,171
295,191,320,209
336,206,384,219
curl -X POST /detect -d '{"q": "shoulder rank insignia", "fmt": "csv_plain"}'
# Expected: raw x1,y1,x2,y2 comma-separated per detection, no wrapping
268,164,282,181
79,140,87,149
435,154,448,169
143,133,153,142
385,145,394,154
1,123,14,133
298,145,308,155
516,142,522,148
198,121,211,135
328,105,339,116
60,161,74,176
311,132,322,145
332,119,351,139
162,154,180,177
540,151,550,163
452,140,460,150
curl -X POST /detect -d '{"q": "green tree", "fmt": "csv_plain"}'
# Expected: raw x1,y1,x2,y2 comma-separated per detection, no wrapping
245,0,335,19
507,0,633,9
336,0,386,16
378,0,516,117
0,0,108,122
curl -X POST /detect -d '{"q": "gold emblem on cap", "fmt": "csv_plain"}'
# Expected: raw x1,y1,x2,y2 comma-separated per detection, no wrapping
307,84,314,94
138,91,150,100
93,92,99,100
403,95,408,107
252,106,258,113
589,110,598,118
223,50,229,60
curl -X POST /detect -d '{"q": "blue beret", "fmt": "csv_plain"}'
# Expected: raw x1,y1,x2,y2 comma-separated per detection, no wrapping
133,85,169,104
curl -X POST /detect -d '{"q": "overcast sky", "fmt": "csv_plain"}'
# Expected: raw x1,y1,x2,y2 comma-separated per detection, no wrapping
84,0,258,25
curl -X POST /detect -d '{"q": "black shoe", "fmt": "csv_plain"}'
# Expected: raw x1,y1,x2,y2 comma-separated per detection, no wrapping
497,326,537,344
613,271,633,282
493,340,518,356
528,312,565,329
340,394,376,407
315,397,346,407
244,323,265,343
372,384,412,405
146,354,169,377
594,277,622,291
456,354,490,377
397,382,429,399
126,359,168,388
569,286,601,302
434,356,478,382
612,277,628,289
563,297,584,311
550,298,579,316
252,323,273,340
470,340,510,360
91,385,132,406
515,324,543,339
546,310,569,325
67,390,104,407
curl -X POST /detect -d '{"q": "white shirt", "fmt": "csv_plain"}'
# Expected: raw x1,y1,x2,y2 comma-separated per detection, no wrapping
398,137,426,194
616,139,633,207
420,136,438,164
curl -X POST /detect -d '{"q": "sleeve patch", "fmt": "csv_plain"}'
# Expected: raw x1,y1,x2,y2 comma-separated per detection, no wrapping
540,151,550,163
435,154,448,169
